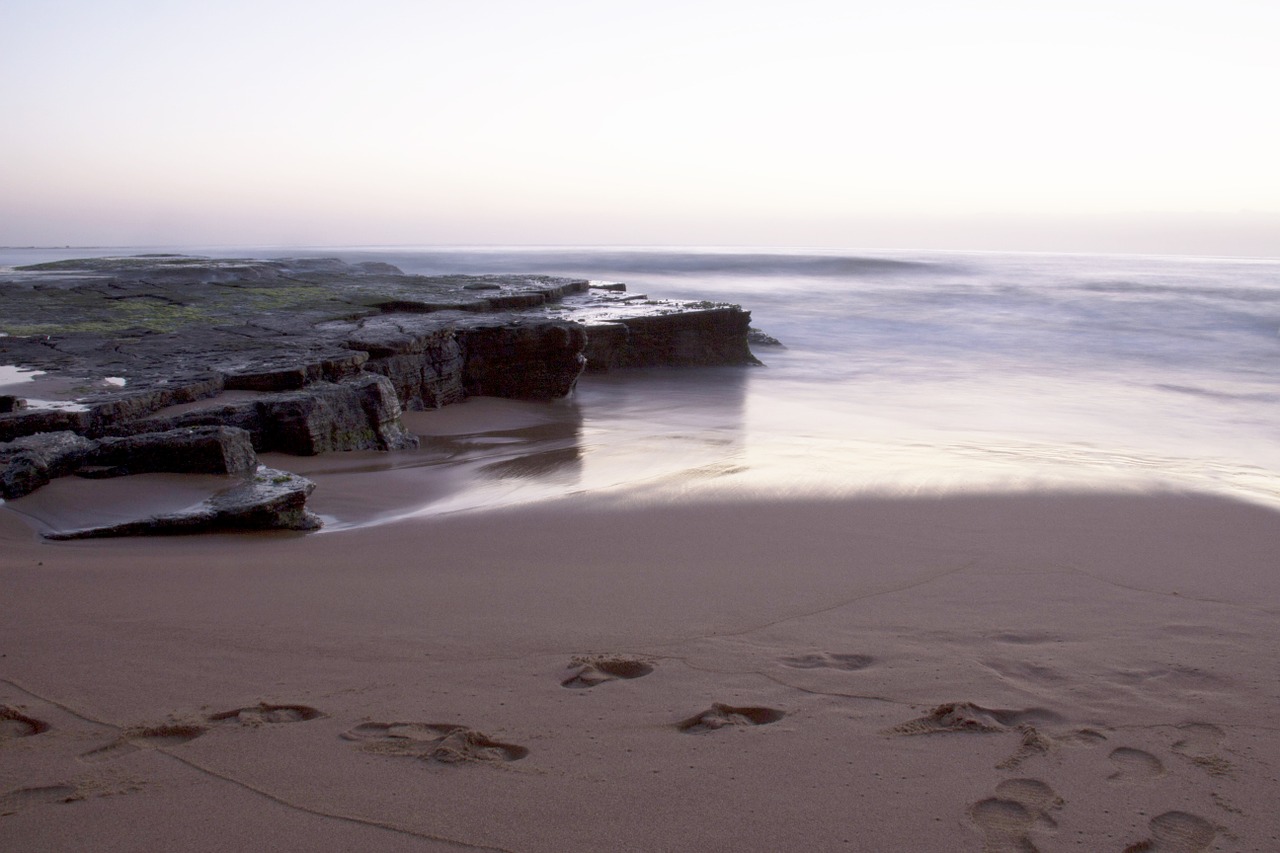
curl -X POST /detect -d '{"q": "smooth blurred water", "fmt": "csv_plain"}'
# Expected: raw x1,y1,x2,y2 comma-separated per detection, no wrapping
5,246,1279,519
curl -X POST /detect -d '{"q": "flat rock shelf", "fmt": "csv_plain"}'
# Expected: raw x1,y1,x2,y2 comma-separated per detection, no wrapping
0,255,760,536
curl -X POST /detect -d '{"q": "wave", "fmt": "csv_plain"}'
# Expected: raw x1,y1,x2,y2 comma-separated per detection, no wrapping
1154,383,1280,403
342,248,948,279
1074,279,1280,303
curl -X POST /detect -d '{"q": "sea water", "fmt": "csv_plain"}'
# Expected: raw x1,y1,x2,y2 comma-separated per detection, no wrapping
334,247,1280,515
3,246,1278,521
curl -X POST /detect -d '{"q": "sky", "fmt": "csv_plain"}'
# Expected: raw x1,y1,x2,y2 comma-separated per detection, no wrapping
2,0,1278,256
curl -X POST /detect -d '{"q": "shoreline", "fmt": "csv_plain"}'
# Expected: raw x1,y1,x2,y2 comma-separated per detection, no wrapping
3,487,1278,850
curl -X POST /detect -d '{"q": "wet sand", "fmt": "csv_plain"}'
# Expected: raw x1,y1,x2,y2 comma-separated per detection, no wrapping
3,485,1279,851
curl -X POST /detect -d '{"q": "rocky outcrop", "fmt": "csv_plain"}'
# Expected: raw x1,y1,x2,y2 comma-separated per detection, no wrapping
0,258,759,449
0,256,764,536
43,467,320,539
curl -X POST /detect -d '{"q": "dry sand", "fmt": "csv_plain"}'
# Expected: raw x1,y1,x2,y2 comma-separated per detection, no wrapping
2,484,1279,852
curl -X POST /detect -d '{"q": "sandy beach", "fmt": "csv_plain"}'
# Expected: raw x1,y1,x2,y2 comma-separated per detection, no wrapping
5,0,1279,842
3,482,1278,852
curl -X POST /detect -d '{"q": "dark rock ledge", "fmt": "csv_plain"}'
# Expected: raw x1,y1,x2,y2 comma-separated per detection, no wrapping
0,256,760,535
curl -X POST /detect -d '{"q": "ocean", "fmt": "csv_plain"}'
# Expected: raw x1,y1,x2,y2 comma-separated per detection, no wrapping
3,246,1279,524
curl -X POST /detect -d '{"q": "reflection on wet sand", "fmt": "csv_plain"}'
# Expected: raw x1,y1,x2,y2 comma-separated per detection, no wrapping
478,446,582,481
0,472,247,534
572,366,750,492
421,419,584,482
288,367,752,529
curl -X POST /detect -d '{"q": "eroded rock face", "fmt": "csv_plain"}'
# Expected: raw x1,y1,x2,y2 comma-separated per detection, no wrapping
582,308,759,371
345,316,466,410
459,319,588,399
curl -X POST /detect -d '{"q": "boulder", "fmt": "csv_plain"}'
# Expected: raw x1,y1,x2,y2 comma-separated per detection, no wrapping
79,426,258,478
0,431,98,499
259,374,417,454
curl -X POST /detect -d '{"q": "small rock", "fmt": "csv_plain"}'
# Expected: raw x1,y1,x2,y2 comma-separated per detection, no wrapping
0,431,98,499
81,426,258,477
43,467,320,539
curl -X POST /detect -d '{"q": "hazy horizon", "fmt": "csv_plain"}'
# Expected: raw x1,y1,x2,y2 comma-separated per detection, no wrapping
3,0,1277,258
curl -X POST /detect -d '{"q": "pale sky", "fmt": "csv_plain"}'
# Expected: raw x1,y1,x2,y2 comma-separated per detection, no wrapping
2,0,1277,255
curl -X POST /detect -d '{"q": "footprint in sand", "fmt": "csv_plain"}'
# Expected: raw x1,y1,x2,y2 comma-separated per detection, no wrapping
560,656,654,689
995,728,1056,770
1108,747,1165,781
208,703,324,725
342,722,529,764
998,727,1110,771
988,630,1064,645
676,704,785,734
0,706,50,739
779,652,874,671
1121,810,1217,853
888,703,1087,770
969,778,1062,853
80,722,207,763
0,784,82,815
886,702,1062,736
1058,728,1108,746
1171,723,1232,777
